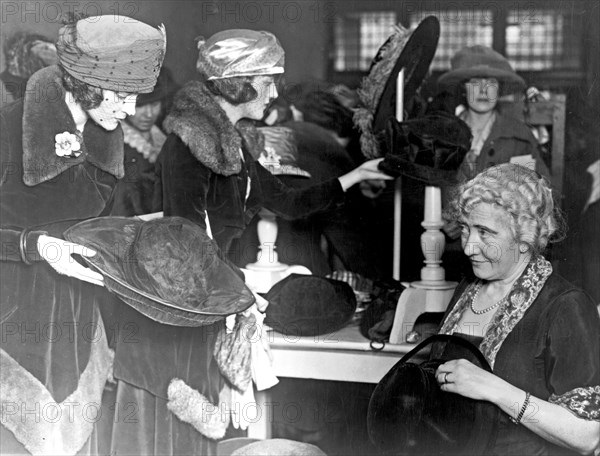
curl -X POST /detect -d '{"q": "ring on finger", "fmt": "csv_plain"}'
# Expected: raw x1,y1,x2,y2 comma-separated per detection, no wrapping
443,372,450,384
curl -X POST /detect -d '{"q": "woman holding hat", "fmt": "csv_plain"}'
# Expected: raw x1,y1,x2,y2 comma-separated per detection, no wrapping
437,45,550,182
103,29,391,456
435,164,599,455
0,14,166,455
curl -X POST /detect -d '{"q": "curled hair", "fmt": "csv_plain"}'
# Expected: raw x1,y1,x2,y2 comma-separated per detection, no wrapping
446,163,566,255
202,75,259,105
60,65,103,110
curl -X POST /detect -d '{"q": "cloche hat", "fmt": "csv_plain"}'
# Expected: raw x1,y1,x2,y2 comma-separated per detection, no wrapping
437,45,525,93
196,29,284,80
64,216,254,326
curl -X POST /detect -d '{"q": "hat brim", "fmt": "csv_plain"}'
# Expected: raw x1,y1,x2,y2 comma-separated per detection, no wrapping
378,156,461,187
64,217,255,327
372,16,441,133
437,66,526,91
368,335,499,455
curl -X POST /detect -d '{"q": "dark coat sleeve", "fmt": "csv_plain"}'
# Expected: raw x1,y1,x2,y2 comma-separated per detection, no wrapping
253,160,346,221
0,106,46,262
155,134,210,231
544,288,600,398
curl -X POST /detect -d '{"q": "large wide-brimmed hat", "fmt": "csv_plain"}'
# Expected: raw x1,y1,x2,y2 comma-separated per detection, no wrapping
377,111,472,186
368,335,499,455
64,217,254,326
354,16,440,159
437,45,525,94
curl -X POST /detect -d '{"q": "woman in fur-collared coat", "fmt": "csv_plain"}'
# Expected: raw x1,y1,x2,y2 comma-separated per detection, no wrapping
106,29,391,456
0,15,166,455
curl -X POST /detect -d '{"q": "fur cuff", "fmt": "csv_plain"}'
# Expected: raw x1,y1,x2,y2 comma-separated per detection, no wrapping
167,378,229,440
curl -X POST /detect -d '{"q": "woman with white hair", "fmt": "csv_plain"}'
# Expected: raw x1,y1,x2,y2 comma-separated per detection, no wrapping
435,164,600,455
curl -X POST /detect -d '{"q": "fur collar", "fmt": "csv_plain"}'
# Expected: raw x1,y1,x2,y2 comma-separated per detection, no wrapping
22,65,124,186
163,81,263,176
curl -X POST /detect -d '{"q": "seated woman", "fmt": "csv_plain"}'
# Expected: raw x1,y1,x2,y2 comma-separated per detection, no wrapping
435,163,600,455
437,45,550,181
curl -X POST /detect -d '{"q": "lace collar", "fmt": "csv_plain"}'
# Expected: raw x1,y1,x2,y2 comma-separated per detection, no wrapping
439,256,553,369
121,121,166,164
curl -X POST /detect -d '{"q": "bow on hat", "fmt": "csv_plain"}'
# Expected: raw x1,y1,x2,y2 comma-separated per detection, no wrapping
196,29,284,80
56,15,166,93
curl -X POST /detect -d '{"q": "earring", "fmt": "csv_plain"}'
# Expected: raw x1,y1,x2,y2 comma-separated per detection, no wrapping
519,244,529,253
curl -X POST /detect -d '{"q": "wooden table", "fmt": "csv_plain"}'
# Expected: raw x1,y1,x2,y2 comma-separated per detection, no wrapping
248,323,416,438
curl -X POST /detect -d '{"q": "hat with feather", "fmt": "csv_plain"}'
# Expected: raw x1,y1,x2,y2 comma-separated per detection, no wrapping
354,16,440,159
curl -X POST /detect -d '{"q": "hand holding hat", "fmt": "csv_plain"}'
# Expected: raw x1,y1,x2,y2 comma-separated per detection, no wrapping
37,234,104,287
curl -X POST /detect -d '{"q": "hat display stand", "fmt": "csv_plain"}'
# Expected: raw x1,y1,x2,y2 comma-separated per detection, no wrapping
243,207,311,294
354,16,457,344
388,184,457,344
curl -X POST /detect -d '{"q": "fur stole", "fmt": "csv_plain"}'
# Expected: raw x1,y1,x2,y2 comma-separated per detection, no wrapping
162,81,264,176
21,65,124,186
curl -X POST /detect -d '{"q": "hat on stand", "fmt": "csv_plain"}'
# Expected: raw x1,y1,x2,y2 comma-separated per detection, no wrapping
64,216,254,326
354,16,440,159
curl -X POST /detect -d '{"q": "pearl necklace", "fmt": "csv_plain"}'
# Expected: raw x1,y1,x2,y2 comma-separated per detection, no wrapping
470,284,506,315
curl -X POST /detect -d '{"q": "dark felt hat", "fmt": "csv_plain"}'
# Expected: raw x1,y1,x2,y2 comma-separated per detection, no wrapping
265,274,356,337
136,67,179,106
437,45,525,94
64,216,254,326
377,111,472,186
368,335,499,455
355,16,440,159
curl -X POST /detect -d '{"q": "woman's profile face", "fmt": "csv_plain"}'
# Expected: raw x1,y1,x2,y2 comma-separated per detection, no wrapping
87,90,138,131
465,78,499,114
242,75,279,120
459,202,528,281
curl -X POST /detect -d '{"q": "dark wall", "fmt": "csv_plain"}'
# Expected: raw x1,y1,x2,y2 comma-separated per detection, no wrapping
0,0,331,85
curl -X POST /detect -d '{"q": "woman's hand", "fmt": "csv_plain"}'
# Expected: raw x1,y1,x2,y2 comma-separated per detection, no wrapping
338,158,393,192
435,358,501,402
37,234,104,287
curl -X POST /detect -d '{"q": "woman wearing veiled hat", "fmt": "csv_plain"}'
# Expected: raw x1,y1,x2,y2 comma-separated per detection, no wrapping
0,14,166,455
437,45,550,182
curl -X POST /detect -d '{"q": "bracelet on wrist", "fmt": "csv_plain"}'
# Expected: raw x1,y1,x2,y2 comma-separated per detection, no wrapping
18,228,33,265
510,391,531,425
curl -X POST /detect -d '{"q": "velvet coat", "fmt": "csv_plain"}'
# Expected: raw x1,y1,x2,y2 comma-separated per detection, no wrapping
0,66,120,455
106,81,346,456
440,261,600,456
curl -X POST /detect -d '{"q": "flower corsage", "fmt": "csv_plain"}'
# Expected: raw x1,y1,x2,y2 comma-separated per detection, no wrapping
55,131,82,158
